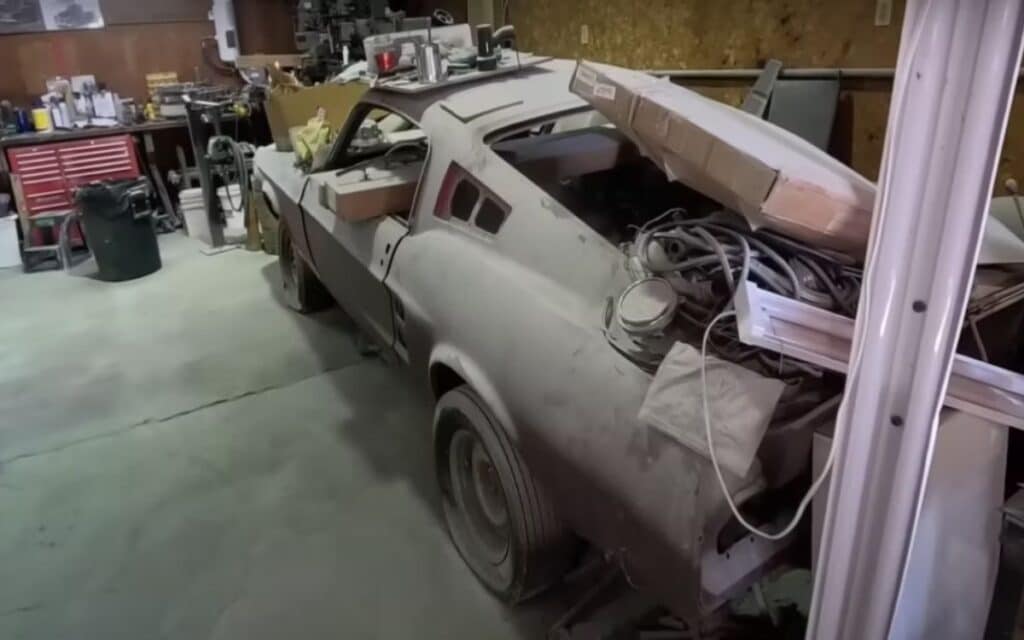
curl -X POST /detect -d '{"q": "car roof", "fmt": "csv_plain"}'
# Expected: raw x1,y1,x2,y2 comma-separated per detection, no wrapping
363,58,587,135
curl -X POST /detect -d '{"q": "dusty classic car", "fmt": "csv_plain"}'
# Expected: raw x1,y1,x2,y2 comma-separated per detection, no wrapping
253,59,837,617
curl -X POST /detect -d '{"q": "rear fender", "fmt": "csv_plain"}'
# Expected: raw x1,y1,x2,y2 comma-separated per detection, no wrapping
429,343,516,438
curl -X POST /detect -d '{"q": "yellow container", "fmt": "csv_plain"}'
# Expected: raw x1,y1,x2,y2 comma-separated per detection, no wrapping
146,71,178,97
32,108,51,132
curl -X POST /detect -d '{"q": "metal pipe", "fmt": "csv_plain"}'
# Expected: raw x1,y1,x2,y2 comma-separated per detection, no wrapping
645,67,895,80
806,0,1024,638
648,66,1024,81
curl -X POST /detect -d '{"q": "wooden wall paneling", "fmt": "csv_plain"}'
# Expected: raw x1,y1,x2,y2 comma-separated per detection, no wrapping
235,0,297,54
99,0,210,25
0,22,215,106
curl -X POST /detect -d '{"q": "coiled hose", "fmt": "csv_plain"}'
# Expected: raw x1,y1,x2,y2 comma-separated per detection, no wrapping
208,136,250,217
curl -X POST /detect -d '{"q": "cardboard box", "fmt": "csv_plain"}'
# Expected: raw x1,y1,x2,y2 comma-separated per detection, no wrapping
315,161,422,223
266,82,367,152
570,60,875,257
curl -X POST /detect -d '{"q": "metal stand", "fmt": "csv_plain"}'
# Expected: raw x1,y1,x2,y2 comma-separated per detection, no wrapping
183,100,226,248
139,132,181,233
546,564,660,640
741,58,840,151
807,2,1024,638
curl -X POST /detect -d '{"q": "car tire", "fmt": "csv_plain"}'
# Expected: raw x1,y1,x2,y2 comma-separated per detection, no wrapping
278,220,332,313
434,385,576,603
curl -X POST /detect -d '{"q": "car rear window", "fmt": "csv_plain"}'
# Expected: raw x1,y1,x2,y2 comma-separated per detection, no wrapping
450,180,478,221
475,198,507,234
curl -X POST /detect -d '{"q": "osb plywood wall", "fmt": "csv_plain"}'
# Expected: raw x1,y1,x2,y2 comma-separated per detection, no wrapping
509,0,1023,190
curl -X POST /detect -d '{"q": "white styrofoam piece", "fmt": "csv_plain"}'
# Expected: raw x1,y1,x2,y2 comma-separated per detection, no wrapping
734,280,1024,430
0,215,21,269
980,213,1024,264
989,195,1024,238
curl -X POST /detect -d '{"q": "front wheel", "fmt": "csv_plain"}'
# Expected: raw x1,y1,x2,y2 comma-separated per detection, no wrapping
434,385,577,603
278,220,332,313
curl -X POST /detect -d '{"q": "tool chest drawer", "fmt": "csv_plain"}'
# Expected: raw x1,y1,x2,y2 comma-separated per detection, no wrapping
6,135,142,216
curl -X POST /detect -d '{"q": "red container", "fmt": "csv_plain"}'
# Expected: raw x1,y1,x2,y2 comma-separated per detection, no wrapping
375,50,400,75
7,134,142,248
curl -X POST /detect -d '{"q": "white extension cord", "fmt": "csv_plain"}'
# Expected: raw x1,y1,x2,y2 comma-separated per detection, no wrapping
700,309,835,541
701,115,894,541
699,9,927,539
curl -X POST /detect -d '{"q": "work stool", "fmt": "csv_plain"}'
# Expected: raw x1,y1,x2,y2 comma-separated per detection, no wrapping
20,209,86,273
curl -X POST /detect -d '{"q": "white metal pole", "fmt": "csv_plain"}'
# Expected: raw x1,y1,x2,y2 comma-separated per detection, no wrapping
806,1,1024,638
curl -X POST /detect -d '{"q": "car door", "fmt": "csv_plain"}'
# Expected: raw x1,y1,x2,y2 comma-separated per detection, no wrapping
301,102,427,348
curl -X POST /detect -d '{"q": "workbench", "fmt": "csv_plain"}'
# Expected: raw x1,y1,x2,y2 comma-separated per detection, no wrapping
0,119,190,173
1,112,252,268
0,120,198,269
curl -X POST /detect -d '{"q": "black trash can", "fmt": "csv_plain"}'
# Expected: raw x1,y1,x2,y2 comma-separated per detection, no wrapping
75,178,162,282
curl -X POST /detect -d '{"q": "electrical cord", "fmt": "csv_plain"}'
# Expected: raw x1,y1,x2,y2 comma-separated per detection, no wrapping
634,214,859,314
701,310,836,541
692,216,836,539
621,209,868,538
703,7,928,544
208,136,250,215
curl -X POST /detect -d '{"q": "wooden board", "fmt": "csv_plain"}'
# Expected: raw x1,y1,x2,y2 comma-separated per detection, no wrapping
511,0,906,180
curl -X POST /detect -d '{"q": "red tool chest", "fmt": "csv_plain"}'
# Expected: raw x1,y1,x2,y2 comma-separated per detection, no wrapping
7,134,142,217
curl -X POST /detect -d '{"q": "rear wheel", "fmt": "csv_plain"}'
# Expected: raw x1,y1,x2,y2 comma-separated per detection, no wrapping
278,221,332,313
434,385,576,603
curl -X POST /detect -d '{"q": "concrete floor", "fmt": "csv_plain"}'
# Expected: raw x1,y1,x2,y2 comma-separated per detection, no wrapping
0,234,564,639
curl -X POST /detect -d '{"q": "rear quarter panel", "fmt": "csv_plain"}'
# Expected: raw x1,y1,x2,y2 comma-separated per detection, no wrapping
387,117,760,616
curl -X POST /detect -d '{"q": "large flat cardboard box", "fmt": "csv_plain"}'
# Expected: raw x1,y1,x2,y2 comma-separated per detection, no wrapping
315,162,422,223
266,82,367,152
570,61,876,257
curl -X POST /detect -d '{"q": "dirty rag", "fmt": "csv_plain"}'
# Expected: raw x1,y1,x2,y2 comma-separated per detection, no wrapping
639,341,786,478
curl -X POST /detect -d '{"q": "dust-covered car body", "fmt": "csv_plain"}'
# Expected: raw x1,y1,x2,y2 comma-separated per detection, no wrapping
254,59,815,617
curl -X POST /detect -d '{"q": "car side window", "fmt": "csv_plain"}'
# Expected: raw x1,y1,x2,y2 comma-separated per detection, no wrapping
475,198,507,234
435,163,511,236
450,180,479,221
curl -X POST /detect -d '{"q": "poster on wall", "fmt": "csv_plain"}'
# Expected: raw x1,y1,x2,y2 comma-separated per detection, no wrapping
41,0,104,30
0,0,46,34
0,0,104,34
